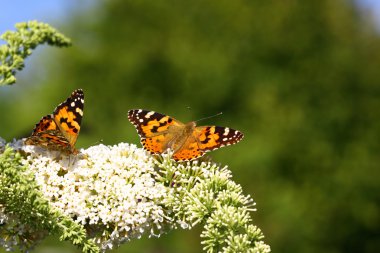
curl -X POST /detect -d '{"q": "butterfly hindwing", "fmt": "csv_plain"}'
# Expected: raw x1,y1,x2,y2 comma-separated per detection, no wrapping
141,136,166,154
25,114,71,151
171,134,204,161
32,115,58,133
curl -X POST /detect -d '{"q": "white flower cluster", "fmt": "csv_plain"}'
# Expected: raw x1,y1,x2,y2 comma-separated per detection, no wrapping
1,139,270,252
19,142,173,250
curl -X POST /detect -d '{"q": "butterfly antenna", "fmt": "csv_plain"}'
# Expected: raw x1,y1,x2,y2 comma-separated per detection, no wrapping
92,139,104,145
194,112,223,123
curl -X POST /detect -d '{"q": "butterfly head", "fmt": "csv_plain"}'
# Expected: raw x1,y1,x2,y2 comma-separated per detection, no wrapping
185,121,197,130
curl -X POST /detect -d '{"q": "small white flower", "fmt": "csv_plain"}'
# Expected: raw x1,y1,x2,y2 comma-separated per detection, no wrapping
0,204,8,224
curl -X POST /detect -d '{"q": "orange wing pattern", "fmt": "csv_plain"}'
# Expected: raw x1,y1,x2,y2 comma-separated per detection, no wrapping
128,109,183,154
25,89,84,154
172,126,244,161
128,109,244,161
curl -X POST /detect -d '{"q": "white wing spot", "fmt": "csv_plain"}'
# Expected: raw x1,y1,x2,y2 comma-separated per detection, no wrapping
139,119,144,123
223,128,230,136
70,102,75,107
76,108,83,116
145,111,155,118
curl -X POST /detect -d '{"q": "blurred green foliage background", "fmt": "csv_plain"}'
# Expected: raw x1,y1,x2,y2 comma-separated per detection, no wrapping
1,0,379,252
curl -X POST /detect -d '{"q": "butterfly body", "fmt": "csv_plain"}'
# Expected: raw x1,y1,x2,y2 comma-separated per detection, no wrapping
128,109,243,161
155,121,195,152
25,89,84,154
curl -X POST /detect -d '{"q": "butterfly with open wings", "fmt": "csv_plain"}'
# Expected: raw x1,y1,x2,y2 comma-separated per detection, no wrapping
128,109,244,161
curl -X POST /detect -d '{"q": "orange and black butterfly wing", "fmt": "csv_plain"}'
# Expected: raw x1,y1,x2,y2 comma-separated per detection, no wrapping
172,126,244,161
128,109,183,155
25,89,84,154
53,89,84,147
25,115,72,151
171,134,205,161
195,126,244,152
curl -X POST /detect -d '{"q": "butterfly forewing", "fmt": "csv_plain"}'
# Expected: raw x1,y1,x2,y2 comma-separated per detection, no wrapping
128,109,182,137
53,89,84,146
195,126,244,152
128,109,185,154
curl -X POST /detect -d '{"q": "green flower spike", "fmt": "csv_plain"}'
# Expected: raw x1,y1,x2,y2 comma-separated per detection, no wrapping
0,21,71,85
